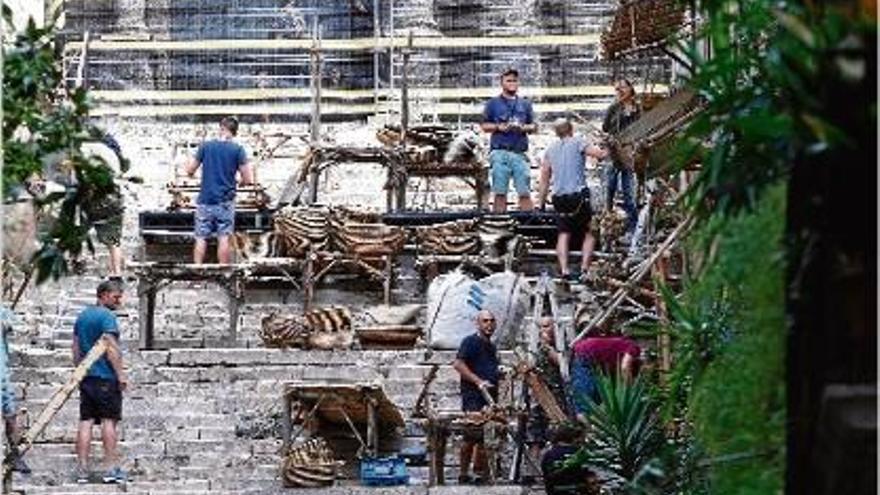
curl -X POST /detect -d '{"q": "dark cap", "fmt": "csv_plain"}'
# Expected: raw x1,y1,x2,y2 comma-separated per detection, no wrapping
500,67,519,79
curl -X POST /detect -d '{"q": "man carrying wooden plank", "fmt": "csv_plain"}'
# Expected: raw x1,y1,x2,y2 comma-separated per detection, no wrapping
452,309,501,485
72,279,129,484
185,117,255,264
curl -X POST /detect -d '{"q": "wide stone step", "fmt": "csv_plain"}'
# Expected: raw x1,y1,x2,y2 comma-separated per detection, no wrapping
17,482,535,495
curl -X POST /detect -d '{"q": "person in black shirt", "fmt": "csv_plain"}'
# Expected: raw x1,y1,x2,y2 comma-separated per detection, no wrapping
541,423,598,495
453,309,501,484
602,79,641,236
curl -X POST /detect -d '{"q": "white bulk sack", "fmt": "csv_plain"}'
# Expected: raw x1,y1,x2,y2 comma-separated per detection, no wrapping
426,269,528,350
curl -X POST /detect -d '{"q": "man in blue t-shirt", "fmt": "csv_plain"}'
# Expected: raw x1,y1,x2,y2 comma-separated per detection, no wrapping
185,117,254,264
73,279,128,484
453,309,501,484
480,68,536,213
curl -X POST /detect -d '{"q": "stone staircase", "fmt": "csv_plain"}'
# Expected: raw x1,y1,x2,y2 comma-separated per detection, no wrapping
9,343,539,494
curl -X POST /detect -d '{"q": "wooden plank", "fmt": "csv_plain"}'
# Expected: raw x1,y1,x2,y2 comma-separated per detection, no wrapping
89,85,668,103
19,339,109,450
90,100,613,118
513,348,567,424
546,282,570,383
63,34,602,53
284,382,404,428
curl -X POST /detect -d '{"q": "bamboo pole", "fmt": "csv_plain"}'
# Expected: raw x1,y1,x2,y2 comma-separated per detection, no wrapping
572,215,693,344
89,100,612,118
308,22,322,204
89,84,667,103
62,34,602,53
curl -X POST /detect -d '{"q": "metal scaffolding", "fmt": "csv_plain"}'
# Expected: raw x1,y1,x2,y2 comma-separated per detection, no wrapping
59,0,671,119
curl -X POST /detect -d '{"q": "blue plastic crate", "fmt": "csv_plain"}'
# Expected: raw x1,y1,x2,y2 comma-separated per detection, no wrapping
359,456,409,486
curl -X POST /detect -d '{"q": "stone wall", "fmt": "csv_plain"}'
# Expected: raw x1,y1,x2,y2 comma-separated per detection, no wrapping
58,0,663,98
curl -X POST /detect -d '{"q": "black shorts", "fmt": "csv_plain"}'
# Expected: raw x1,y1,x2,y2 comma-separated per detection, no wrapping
79,377,122,423
553,190,592,235
461,386,498,413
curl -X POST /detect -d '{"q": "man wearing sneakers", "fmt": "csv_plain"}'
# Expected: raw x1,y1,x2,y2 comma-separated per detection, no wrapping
185,116,254,264
537,118,608,282
73,279,129,484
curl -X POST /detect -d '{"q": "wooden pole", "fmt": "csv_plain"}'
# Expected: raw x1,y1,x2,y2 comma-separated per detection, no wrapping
10,267,33,311
401,30,412,135
653,256,672,384
388,0,395,97
74,31,90,89
372,0,380,113
16,339,109,453
308,20,322,204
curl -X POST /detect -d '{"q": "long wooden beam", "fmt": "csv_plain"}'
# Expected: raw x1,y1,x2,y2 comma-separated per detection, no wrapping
90,85,669,103
12,338,109,469
91,101,612,118
63,33,601,53
571,215,694,344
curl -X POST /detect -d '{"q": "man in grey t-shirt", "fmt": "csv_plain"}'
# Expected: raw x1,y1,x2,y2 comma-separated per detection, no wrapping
537,118,608,282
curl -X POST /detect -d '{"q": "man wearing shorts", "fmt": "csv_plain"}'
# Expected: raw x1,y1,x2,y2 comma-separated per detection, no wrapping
73,280,128,484
480,68,536,213
185,117,254,264
537,118,608,282
452,309,501,484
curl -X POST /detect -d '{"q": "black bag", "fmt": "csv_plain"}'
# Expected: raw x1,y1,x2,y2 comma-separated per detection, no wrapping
552,188,590,216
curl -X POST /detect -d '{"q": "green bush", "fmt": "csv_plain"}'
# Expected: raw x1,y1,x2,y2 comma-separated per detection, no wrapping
659,184,786,494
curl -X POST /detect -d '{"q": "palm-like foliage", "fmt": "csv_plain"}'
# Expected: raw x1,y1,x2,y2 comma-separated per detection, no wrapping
566,373,664,489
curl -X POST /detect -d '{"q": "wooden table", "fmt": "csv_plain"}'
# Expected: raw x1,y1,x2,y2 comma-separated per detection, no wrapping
281,382,405,458
418,411,507,486
389,162,489,212
130,260,306,350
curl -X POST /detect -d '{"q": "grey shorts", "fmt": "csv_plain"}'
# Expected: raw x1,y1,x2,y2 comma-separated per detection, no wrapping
194,202,235,239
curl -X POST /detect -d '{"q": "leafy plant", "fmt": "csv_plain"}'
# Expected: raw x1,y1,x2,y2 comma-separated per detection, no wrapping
649,1,874,492
566,372,664,490
673,2,876,227
2,8,122,282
